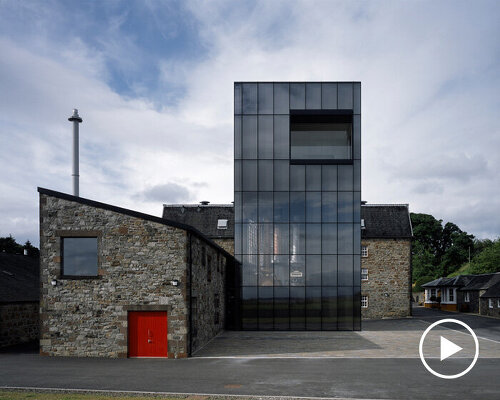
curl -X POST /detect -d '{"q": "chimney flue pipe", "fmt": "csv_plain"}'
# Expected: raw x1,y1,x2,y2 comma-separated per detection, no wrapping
68,109,82,197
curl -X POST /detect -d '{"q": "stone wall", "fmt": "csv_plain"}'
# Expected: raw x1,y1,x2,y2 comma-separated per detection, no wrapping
0,302,39,347
480,298,500,318
361,239,411,319
213,238,234,256
456,290,479,313
39,194,189,358
190,236,226,353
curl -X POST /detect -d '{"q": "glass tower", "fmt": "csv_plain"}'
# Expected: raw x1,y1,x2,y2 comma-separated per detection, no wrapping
234,82,361,330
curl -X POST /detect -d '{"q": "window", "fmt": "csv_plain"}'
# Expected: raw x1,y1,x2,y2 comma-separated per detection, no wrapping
489,299,493,309
431,289,437,298
361,246,368,257
361,295,368,308
449,288,454,302
217,219,228,230
61,237,98,277
361,268,368,281
464,292,470,302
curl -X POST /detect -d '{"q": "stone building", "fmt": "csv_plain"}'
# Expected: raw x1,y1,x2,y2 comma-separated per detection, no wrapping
0,253,39,348
38,187,234,358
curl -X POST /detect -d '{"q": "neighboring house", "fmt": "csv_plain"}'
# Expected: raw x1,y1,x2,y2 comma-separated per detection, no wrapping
360,204,413,319
422,275,474,312
458,272,500,315
0,252,39,348
38,188,234,358
480,280,500,318
163,202,413,321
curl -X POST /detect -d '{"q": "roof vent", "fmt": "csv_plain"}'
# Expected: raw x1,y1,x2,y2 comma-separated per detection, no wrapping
200,201,210,205
217,219,228,230
361,219,366,230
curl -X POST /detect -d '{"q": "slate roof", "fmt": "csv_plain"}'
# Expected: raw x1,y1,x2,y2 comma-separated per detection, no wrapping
422,275,475,288
481,280,500,298
361,204,413,239
460,273,500,291
162,204,234,239
0,253,39,303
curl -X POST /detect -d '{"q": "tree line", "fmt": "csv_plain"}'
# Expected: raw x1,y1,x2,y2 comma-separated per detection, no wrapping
0,235,39,257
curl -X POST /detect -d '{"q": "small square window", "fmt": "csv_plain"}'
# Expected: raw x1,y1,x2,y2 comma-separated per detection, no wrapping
62,237,98,277
361,246,368,257
464,292,470,302
361,268,368,281
217,219,228,230
489,299,493,309
361,295,368,308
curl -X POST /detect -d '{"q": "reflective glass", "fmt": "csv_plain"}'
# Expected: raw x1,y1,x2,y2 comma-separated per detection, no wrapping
338,286,353,330
62,238,98,276
234,192,242,223
242,287,258,330
322,165,337,190
290,287,305,329
234,116,241,159
338,192,353,222
289,224,305,255
234,160,241,191
259,287,274,329
306,287,322,330
258,192,273,223
338,224,353,254
273,255,289,286
274,83,289,114
354,160,361,191
305,83,321,109
258,83,273,114
242,223,258,254
306,165,321,191
306,192,321,223
258,224,273,255
258,160,273,191
322,224,337,254
274,287,289,330
338,83,353,110
274,160,289,190
242,83,257,114
234,83,242,114
234,224,242,254
306,255,321,285
290,83,305,110
274,223,289,255
322,287,337,330
274,192,289,223
242,192,257,222
258,116,273,159
290,165,305,191
338,255,353,286
353,286,361,330
242,254,257,286
290,255,305,286
353,224,361,255
242,160,257,191
321,83,337,110
353,83,361,114
353,256,361,287
259,254,274,286
353,115,361,159
322,255,337,286
353,191,361,222
306,224,321,254
338,165,353,191
322,192,337,223
274,116,289,159
242,116,257,159
290,192,305,222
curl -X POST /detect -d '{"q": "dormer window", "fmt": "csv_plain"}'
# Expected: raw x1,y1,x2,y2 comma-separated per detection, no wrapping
217,219,228,230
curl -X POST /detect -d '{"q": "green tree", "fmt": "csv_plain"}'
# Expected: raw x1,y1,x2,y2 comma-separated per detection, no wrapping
0,235,39,257
469,239,500,274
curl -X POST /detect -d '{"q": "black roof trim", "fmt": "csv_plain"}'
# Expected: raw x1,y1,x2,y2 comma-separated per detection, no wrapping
37,187,234,260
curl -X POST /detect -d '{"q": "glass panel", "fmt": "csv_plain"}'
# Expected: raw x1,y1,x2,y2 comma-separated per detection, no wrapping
290,83,305,110
306,165,321,191
242,160,257,191
242,83,257,114
274,223,289,255
353,191,361,223
338,83,353,110
353,160,361,191
353,115,361,159
62,238,98,276
234,224,242,255
322,165,337,190
273,255,289,286
242,287,258,330
353,82,361,114
258,116,273,159
274,83,289,114
353,286,361,330
338,286,353,330
274,160,289,190
338,165,353,191
322,287,337,330
306,255,321,285
338,192,353,222
259,287,274,329
305,83,321,109
290,287,305,329
234,115,241,159
322,83,337,110
291,122,352,160
274,287,289,330
290,192,305,222
306,224,321,254
353,256,361,287
322,224,337,254
258,192,273,223
306,287,322,330
338,224,353,254
259,254,274,286
290,165,305,191
242,223,258,254
258,224,273,255
274,115,289,159
242,192,257,222
353,224,361,255
306,192,321,223
338,255,353,286
274,192,289,223
242,254,257,286
234,192,242,223
322,192,337,223
234,160,242,191
242,116,257,159
258,160,273,191
234,83,242,114
290,255,305,286
258,83,273,114
322,255,337,286
289,224,305,255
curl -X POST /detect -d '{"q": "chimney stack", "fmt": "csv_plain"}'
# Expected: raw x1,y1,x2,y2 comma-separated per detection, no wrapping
68,109,82,197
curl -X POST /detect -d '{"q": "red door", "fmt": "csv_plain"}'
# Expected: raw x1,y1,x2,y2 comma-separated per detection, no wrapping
128,311,168,357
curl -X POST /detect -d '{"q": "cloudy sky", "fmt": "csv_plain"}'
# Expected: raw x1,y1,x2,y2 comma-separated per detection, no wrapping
0,0,499,246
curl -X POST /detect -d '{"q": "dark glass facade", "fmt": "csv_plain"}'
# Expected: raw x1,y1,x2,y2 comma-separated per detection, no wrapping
234,82,361,330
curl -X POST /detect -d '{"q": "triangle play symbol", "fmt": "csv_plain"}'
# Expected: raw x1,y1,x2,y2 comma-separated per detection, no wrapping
440,336,463,361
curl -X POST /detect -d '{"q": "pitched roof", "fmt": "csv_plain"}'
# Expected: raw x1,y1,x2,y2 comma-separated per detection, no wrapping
481,280,500,298
38,188,235,260
361,204,413,239
0,253,39,303
162,204,234,239
421,277,445,288
460,272,500,291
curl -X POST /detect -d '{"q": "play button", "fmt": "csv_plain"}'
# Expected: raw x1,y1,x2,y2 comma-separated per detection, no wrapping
419,318,479,379
440,336,462,361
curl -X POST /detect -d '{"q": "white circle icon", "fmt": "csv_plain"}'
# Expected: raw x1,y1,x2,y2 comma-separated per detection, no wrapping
419,318,479,379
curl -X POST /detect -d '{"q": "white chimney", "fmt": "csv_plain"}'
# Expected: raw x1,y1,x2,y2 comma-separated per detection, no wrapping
68,109,83,196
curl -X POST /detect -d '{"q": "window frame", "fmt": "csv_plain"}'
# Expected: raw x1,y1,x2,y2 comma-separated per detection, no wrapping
464,292,470,302
361,295,368,308
60,235,100,279
361,268,368,281
489,299,493,309
361,245,368,258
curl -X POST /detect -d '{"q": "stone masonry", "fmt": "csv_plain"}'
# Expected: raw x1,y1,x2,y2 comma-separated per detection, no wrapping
0,302,39,347
361,239,411,319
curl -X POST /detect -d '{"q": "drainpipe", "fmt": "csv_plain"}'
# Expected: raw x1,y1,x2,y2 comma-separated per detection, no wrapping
68,109,82,197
